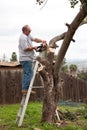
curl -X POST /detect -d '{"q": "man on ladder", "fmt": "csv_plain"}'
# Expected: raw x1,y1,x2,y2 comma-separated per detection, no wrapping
18,25,47,95
16,24,47,127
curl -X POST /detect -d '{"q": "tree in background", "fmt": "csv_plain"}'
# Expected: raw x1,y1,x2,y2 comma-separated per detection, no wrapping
69,64,77,71
69,64,78,77
10,52,17,61
77,70,87,81
36,0,87,123
61,58,68,73
2,53,6,62
54,56,68,73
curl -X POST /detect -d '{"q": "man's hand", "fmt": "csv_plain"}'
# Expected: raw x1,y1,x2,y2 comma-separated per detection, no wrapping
42,40,47,47
33,46,37,51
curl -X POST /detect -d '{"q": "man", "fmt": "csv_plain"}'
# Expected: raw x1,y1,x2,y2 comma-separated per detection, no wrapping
18,25,47,94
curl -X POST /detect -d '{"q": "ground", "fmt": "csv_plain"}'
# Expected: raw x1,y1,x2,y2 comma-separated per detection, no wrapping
0,101,87,130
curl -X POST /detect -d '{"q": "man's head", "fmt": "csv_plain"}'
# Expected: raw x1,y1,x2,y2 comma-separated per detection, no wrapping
22,25,31,36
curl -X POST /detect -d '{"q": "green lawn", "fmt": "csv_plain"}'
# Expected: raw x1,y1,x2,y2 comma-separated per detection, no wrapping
0,101,87,130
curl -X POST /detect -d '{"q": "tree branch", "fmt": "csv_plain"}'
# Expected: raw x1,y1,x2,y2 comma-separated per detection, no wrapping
54,7,87,86
49,32,66,48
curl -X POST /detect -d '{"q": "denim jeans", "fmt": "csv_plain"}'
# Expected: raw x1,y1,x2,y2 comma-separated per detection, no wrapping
20,61,33,90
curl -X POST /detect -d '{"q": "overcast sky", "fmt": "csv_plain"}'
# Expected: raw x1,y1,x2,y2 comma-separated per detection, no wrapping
0,0,87,61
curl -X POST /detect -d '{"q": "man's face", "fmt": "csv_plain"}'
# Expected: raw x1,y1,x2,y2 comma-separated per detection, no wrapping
25,26,31,36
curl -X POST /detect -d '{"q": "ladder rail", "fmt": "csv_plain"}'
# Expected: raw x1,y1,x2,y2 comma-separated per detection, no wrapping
15,95,26,123
17,61,38,127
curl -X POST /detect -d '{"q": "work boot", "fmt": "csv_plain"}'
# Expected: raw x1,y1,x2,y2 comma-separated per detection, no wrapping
22,89,36,95
22,89,28,95
31,90,36,94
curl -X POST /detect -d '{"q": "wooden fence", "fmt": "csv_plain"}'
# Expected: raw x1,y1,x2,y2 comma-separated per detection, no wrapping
0,68,87,104
60,72,87,103
0,68,43,104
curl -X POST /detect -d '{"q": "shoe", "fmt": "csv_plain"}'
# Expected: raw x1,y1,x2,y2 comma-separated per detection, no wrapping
31,90,36,94
22,89,28,95
22,90,36,95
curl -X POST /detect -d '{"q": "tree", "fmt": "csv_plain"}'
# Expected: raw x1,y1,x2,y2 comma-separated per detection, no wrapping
77,70,87,81
69,64,77,71
2,53,6,62
10,52,17,61
69,0,79,8
54,56,68,72
69,64,78,77
36,0,87,123
61,58,68,72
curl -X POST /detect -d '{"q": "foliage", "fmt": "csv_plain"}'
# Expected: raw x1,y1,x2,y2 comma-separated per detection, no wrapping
82,0,87,8
61,58,68,72
36,0,87,8
10,52,17,61
69,64,77,71
75,104,87,116
60,125,83,130
54,56,68,72
69,0,87,8
77,70,87,81
54,56,68,73
69,0,79,8
36,0,47,5
61,65,68,73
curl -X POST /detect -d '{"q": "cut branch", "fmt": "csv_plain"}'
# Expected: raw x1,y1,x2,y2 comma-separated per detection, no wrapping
49,32,66,47
65,23,70,28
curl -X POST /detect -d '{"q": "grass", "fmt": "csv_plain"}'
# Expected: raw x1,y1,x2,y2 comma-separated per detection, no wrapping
0,101,87,130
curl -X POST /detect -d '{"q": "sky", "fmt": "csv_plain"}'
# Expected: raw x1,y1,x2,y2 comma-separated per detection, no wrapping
0,0,87,61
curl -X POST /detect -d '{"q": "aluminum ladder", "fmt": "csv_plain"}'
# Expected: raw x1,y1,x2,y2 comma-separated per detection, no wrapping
15,61,38,127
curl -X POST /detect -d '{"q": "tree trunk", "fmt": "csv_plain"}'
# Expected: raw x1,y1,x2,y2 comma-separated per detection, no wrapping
37,7,87,123
41,75,56,123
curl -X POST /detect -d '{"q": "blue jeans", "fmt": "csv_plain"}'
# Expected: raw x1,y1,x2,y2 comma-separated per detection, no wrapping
20,61,33,90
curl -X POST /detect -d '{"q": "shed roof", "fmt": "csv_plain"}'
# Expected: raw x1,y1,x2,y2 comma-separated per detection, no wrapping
0,61,20,67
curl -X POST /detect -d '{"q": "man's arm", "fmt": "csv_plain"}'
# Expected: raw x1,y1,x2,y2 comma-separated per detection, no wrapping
24,38,47,51
34,38,43,43
34,38,47,47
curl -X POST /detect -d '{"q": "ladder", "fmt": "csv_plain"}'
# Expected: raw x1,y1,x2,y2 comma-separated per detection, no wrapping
15,61,38,127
